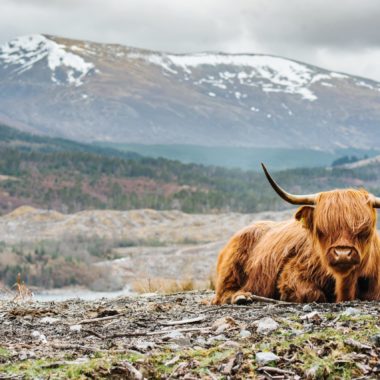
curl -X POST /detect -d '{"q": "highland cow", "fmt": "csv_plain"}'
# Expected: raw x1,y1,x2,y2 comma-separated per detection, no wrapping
212,164,380,304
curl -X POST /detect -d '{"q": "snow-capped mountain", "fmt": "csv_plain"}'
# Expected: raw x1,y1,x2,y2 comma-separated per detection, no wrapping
0,35,94,86
0,34,380,149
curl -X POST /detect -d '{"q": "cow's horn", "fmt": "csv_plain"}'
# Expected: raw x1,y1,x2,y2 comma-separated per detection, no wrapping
261,163,317,205
372,196,380,208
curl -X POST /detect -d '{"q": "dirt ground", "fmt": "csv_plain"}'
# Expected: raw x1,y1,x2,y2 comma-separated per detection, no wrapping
1,291,380,379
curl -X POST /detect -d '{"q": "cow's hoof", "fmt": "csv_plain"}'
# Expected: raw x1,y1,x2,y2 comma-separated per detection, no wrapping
233,293,253,305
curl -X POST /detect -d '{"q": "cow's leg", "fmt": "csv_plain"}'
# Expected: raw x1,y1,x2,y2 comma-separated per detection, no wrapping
212,289,254,305
212,225,269,305
212,224,274,305
278,265,327,303
211,242,249,304
334,273,358,302
356,276,380,301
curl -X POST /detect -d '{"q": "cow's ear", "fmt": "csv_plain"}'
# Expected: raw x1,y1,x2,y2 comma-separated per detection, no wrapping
295,206,314,230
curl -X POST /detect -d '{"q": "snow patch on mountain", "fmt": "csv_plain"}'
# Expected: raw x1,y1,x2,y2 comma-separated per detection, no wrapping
0,35,94,86
128,51,380,102
129,52,355,102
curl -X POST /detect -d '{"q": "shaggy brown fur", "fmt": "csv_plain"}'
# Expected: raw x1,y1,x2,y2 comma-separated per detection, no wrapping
213,189,380,304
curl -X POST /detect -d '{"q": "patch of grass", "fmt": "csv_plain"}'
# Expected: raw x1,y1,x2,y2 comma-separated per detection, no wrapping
257,313,380,379
122,351,145,363
142,346,240,378
132,277,210,294
0,354,116,379
115,238,168,248
337,313,375,323
138,349,174,377
197,348,234,368
0,347,11,362
303,350,357,379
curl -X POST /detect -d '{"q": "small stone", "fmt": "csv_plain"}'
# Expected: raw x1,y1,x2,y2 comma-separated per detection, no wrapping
302,304,312,312
70,324,82,332
214,323,229,334
40,316,60,324
31,330,47,344
167,343,180,351
220,340,240,349
212,316,238,334
17,350,34,361
371,334,380,347
28,351,36,359
342,307,361,316
134,341,155,351
18,351,28,361
301,311,321,323
162,330,190,346
207,334,227,344
256,317,279,335
162,330,184,340
195,336,206,346
239,329,252,338
255,351,279,365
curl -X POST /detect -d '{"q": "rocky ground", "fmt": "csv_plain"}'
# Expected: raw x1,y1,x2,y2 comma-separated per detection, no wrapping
1,291,380,379
0,206,292,244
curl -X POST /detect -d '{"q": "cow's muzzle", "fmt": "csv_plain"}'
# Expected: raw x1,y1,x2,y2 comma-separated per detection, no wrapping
327,246,360,272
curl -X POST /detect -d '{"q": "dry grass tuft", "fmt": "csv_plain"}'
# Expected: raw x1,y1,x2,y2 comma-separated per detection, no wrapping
208,273,216,291
12,273,33,302
132,277,211,294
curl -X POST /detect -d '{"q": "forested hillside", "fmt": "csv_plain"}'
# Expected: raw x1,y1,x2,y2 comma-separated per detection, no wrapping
1,123,380,215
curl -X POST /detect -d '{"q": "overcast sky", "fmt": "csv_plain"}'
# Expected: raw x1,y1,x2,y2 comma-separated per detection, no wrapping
1,0,380,81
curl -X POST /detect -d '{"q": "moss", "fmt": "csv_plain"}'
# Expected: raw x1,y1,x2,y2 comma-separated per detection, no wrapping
254,313,379,379
0,347,11,359
192,347,234,367
337,313,376,323
0,356,114,380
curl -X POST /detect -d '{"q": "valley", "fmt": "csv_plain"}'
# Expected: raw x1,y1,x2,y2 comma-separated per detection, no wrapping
99,142,379,170
0,205,292,293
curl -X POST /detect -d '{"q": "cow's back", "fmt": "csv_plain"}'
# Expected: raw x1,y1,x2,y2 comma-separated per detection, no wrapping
243,219,310,298
213,219,302,303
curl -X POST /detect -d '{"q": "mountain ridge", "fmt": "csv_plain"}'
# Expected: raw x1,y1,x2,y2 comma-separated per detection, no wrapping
17,33,380,83
1,34,380,149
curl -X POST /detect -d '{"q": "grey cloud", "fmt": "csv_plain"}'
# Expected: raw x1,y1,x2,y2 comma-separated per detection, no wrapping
241,0,380,50
1,0,380,80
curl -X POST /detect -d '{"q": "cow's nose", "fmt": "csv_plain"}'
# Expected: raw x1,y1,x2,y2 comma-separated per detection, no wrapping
334,248,352,259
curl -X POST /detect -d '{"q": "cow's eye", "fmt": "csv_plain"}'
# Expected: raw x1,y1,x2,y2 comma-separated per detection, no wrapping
316,228,325,239
357,230,370,240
